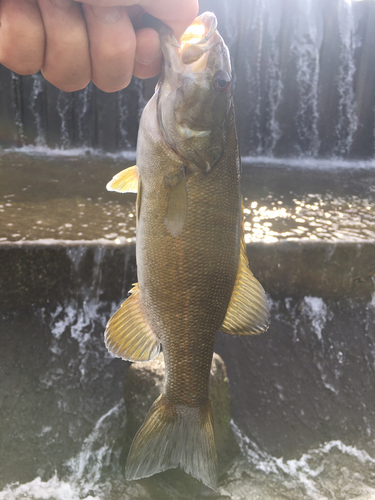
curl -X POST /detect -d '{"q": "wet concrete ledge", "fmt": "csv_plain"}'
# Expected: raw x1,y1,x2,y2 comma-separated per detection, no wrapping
1,239,374,312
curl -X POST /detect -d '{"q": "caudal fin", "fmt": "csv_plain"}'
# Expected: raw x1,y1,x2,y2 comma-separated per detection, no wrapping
125,393,217,489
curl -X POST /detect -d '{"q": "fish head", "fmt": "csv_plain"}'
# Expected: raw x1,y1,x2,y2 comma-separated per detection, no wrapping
157,12,233,173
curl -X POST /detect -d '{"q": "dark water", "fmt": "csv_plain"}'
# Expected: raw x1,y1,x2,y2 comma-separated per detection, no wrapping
1,150,375,499
1,295,375,499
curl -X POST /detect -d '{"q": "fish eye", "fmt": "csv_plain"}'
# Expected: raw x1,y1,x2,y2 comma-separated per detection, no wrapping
214,70,231,93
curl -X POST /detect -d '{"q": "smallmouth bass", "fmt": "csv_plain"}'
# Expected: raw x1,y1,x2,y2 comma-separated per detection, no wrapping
105,12,270,490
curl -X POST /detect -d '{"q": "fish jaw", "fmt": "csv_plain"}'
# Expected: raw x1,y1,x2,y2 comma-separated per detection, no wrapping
157,12,232,173
157,12,219,78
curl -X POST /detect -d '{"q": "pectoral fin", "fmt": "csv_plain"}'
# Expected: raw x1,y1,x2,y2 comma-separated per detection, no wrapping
105,284,160,362
163,170,188,237
106,165,138,193
221,215,270,336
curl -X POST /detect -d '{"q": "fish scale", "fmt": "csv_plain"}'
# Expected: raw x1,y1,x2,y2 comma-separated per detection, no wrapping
138,150,240,405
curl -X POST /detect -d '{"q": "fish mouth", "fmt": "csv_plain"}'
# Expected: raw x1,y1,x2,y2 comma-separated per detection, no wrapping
180,12,218,65
155,11,227,171
158,12,219,79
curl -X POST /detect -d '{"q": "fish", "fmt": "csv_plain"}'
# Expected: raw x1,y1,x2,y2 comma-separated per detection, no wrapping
104,11,270,490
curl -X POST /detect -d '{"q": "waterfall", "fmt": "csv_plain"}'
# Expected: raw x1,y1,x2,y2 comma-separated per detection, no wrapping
56,91,73,149
11,73,25,146
333,0,358,156
291,0,321,157
76,84,94,149
263,35,283,155
29,73,47,147
0,0,374,158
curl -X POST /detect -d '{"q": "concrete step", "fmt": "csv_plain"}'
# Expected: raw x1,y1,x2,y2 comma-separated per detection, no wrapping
1,151,374,308
1,240,374,313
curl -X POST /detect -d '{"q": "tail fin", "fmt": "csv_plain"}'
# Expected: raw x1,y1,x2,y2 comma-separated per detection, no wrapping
125,394,217,490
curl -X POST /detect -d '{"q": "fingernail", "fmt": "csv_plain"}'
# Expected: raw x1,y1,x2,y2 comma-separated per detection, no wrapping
91,6,122,24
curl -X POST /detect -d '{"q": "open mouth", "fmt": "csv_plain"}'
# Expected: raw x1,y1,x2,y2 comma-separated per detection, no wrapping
180,12,218,65
181,23,207,46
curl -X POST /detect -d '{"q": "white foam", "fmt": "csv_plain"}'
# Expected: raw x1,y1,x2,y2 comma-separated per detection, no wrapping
300,297,339,393
241,155,375,169
368,292,375,311
0,475,100,500
3,145,374,169
1,145,136,161
46,300,114,383
50,305,76,340
66,402,125,484
319,440,375,464
0,237,134,247
301,297,330,340
231,420,375,500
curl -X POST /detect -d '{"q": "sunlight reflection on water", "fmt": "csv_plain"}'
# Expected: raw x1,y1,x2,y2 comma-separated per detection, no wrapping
243,193,375,243
0,150,374,243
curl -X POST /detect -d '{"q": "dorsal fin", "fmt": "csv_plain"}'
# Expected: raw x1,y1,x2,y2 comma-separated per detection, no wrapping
221,207,270,335
106,165,138,193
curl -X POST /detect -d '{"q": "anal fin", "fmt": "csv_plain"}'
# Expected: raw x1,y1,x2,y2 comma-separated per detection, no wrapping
105,284,160,362
221,207,270,336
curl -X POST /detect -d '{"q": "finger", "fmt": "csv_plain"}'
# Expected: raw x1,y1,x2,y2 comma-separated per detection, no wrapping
82,4,136,92
0,0,45,75
38,0,91,92
141,0,199,40
133,28,162,80
75,0,199,40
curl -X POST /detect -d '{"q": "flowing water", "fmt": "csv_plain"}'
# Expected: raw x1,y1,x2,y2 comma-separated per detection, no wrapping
1,0,375,158
1,293,375,499
1,149,375,499
1,150,374,244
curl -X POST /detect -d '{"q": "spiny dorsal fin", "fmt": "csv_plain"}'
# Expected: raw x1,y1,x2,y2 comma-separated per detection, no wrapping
105,284,160,362
163,170,188,237
221,206,270,336
106,165,138,193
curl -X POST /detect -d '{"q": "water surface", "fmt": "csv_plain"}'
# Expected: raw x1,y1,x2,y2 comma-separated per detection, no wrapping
1,150,374,244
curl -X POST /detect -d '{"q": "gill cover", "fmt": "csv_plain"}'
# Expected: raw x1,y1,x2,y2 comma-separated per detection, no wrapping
157,12,233,173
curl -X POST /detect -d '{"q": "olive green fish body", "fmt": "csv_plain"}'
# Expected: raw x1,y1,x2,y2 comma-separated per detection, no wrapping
137,107,241,409
105,12,270,490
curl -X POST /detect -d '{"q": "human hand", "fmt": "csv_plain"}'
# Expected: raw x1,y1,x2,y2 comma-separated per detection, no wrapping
0,0,198,92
